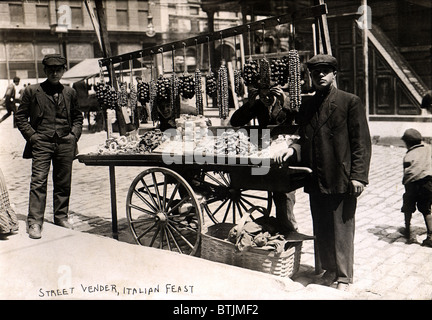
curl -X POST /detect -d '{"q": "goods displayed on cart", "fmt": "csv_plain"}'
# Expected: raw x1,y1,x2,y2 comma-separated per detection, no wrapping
90,113,299,160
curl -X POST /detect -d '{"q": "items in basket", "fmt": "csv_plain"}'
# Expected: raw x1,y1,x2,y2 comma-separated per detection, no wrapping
227,215,287,254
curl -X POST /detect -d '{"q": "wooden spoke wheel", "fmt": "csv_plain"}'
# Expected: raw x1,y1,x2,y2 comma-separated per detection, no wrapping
126,167,202,255
193,171,272,224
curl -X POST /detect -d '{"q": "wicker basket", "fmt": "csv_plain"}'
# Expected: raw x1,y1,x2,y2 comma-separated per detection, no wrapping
201,223,302,278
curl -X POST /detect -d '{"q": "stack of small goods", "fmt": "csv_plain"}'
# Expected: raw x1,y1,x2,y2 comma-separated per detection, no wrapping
94,129,167,155
174,114,211,143
213,130,258,156
193,130,259,157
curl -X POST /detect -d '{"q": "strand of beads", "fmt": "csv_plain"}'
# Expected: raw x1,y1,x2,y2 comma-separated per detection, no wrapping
260,58,271,88
129,82,137,123
217,65,229,119
288,50,302,112
149,79,158,120
195,69,203,115
118,81,128,109
170,73,180,118
234,69,243,96
129,81,137,104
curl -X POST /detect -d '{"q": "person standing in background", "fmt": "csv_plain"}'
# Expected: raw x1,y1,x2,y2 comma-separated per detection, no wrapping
0,77,20,126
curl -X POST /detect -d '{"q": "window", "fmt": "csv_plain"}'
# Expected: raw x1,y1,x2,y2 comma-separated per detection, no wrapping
116,0,129,27
190,7,199,15
9,3,24,25
36,4,49,25
70,1,84,26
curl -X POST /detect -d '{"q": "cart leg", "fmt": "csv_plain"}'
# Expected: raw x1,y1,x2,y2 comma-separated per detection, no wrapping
109,165,119,240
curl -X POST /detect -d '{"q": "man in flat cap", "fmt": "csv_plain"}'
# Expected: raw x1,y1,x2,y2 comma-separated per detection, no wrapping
274,54,371,290
15,54,83,239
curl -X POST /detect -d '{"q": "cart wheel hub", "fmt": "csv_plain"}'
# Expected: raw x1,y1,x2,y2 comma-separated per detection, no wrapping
155,211,167,223
228,188,241,199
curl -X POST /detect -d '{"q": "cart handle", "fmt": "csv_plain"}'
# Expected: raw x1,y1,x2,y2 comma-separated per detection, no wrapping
287,166,313,174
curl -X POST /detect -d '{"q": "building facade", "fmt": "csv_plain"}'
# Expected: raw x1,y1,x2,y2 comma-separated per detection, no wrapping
0,0,241,85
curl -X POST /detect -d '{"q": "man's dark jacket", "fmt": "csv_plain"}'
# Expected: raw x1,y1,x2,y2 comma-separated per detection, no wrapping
292,86,371,194
15,82,83,159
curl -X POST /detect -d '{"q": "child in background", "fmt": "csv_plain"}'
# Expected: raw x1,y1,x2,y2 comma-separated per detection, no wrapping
401,128,432,247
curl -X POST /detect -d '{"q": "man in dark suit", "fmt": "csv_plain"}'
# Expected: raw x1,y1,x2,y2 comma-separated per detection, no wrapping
15,54,83,239
274,54,371,290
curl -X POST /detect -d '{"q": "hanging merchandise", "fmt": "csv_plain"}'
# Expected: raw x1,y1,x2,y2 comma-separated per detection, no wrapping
205,37,217,96
156,49,171,102
243,59,259,87
288,49,302,112
217,65,229,119
260,58,271,88
242,26,259,87
129,60,137,125
137,81,150,104
205,72,217,96
170,47,181,119
233,33,244,97
137,53,150,105
270,57,289,86
179,74,195,99
194,40,204,115
178,43,195,100
217,33,229,120
259,23,272,89
149,53,158,121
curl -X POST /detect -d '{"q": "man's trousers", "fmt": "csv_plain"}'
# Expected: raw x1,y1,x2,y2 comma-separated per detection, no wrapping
273,191,297,232
28,133,76,226
309,193,356,284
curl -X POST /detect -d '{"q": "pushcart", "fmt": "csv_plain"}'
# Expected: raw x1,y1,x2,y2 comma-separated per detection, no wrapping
77,125,312,256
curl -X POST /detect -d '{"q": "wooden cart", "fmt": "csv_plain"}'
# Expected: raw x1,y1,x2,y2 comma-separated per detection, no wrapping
77,131,312,256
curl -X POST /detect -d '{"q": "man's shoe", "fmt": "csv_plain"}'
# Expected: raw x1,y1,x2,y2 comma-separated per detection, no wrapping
421,238,432,248
315,270,337,286
28,224,42,239
54,219,73,229
336,282,350,291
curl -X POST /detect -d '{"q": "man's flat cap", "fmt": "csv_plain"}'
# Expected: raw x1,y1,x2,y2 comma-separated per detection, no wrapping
402,128,422,142
42,54,67,66
306,54,338,70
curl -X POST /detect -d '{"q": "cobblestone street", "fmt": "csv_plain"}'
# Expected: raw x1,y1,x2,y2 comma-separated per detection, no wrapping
1,115,432,299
